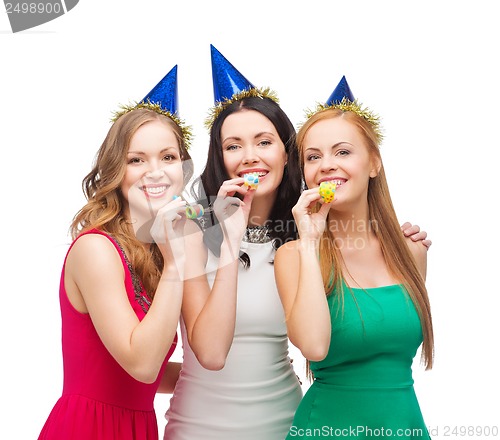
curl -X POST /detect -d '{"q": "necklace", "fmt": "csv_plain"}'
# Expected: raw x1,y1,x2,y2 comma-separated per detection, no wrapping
243,225,271,243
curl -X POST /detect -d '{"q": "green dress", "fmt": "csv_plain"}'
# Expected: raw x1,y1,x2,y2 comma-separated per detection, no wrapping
287,283,430,439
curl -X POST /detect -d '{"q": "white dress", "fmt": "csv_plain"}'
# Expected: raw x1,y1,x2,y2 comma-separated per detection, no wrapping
163,240,303,440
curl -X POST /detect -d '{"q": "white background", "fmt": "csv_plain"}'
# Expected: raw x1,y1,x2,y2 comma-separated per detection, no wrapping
1,1,499,438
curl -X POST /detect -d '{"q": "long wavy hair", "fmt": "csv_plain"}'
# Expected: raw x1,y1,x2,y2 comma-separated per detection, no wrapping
70,109,193,297
191,97,301,264
297,108,434,370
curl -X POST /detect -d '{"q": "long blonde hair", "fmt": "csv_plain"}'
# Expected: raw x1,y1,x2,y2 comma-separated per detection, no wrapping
297,108,433,370
70,109,193,297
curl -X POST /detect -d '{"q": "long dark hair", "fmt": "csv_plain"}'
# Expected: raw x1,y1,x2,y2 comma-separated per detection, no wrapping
191,97,301,263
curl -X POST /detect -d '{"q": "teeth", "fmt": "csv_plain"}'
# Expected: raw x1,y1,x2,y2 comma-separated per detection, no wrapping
244,171,267,177
320,179,343,187
144,186,167,194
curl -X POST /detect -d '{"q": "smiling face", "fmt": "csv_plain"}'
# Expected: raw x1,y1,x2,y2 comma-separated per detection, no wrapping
221,109,287,198
302,115,380,208
121,119,184,219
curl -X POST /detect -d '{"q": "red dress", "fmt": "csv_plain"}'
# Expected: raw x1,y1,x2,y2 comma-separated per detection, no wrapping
38,230,178,440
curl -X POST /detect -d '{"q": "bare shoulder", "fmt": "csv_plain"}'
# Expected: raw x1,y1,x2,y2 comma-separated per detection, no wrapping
276,239,300,256
275,239,300,268
65,233,125,309
67,233,122,274
69,233,118,260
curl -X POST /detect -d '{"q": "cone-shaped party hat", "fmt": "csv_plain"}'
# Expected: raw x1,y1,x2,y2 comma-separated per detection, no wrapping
142,64,179,115
112,65,192,148
303,75,382,142
326,75,355,105
205,45,278,128
210,44,255,103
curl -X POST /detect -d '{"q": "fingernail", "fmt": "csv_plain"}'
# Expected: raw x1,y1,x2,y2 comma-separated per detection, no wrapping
173,195,179,200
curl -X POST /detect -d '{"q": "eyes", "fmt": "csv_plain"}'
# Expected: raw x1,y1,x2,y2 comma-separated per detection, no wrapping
127,153,179,165
306,153,321,161
224,139,272,152
306,149,350,162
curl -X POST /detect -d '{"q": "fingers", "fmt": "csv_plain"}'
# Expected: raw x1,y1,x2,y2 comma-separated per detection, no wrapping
291,188,332,242
422,239,432,249
402,225,420,236
242,187,256,206
214,195,242,210
400,221,413,232
213,177,256,223
150,198,187,241
317,201,333,217
292,188,323,218
217,178,247,198
401,223,425,238
403,226,428,242
401,222,432,249
409,231,428,242
174,212,187,228
157,198,187,222
213,195,243,222
296,188,322,209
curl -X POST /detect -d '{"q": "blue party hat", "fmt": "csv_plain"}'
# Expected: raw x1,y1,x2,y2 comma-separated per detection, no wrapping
303,75,382,142
210,44,255,103
205,45,279,128
326,75,355,105
113,65,192,148
142,65,179,115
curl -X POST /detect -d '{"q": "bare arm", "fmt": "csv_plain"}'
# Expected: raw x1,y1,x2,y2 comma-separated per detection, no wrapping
65,199,187,383
157,361,182,394
66,233,184,384
182,179,256,370
181,229,240,370
274,188,334,361
274,241,331,361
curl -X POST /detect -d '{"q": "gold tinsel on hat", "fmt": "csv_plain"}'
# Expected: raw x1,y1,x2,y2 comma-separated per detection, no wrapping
302,97,384,143
111,100,194,150
204,87,279,130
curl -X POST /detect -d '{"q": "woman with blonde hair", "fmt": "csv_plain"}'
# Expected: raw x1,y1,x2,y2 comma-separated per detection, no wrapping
275,76,433,439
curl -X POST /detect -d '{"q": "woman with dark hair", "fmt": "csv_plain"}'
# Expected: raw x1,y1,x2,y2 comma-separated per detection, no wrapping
163,47,303,440
196,94,302,252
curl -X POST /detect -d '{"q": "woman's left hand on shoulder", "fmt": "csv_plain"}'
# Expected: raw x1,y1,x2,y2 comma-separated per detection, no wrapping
401,222,432,250
401,222,429,280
